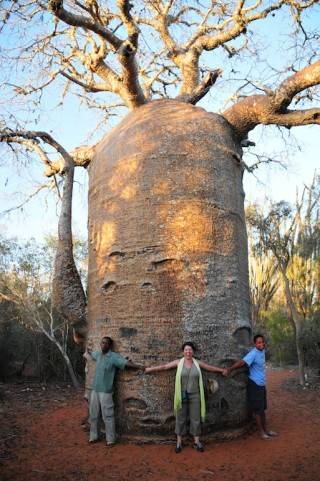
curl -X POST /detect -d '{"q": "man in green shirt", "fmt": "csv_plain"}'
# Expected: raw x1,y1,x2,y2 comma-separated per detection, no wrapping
84,336,141,445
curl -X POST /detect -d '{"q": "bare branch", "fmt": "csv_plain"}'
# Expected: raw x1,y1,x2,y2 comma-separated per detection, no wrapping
172,0,318,99
117,40,147,107
223,61,320,138
113,1,147,107
0,130,74,174
264,107,320,127
271,61,320,111
59,71,109,92
70,144,96,168
0,129,96,177
117,0,139,47
175,68,222,104
145,1,177,52
5,71,60,96
47,0,146,108
1,184,52,215
48,0,122,50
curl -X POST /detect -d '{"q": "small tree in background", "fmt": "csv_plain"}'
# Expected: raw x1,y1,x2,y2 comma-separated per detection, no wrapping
0,235,86,386
248,250,279,330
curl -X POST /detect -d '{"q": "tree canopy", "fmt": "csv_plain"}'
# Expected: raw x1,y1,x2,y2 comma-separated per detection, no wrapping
0,1,319,177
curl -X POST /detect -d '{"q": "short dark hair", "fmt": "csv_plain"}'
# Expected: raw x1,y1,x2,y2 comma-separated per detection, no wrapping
101,336,113,347
253,334,264,343
182,341,196,352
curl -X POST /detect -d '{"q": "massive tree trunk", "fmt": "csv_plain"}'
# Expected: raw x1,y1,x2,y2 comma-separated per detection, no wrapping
87,99,252,439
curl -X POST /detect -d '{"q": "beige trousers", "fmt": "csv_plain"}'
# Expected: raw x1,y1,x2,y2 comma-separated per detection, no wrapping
89,391,115,443
175,392,201,436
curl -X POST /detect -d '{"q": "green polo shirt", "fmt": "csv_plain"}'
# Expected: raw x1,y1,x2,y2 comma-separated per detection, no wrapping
91,350,128,393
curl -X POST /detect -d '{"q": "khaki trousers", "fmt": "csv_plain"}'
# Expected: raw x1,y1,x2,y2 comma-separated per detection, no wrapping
89,391,115,443
175,392,201,436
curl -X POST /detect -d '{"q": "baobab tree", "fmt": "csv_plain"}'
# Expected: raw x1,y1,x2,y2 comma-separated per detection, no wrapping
1,1,320,439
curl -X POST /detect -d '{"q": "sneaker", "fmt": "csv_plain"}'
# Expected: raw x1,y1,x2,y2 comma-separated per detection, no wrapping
88,438,99,444
106,441,116,447
266,431,278,437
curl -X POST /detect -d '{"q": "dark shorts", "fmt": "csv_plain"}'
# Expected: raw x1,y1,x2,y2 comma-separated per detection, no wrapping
247,378,267,415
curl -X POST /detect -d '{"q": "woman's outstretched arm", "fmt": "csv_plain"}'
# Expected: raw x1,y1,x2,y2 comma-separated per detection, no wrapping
198,361,228,376
145,359,179,373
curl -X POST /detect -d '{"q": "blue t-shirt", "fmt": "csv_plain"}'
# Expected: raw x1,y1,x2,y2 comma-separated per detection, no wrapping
243,347,266,386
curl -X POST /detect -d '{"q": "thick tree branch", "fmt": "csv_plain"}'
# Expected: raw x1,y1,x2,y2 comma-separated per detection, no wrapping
175,69,222,104
115,1,146,107
271,61,320,111
223,61,320,139
145,1,177,52
117,41,147,107
70,144,96,169
48,0,146,108
172,48,200,95
192,0,319,53
117,0,139,47
48,0,122,50
0,130,95,175
264,108,320,127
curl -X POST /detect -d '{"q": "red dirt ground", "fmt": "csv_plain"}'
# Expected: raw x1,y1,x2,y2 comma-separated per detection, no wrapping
1,368,319,481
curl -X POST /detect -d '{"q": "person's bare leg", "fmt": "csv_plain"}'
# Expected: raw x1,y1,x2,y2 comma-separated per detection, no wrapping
255,413,270,439
261,412,267,432
193,435,204,451
261,411,278,437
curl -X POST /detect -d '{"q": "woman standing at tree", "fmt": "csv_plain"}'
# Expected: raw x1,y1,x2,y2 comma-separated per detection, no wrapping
145,341,227,453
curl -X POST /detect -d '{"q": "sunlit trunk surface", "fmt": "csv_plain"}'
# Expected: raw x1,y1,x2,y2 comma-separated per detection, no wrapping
87,100,251,440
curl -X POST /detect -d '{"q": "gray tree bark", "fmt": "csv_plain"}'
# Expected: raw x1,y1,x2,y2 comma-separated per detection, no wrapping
86,99,251,439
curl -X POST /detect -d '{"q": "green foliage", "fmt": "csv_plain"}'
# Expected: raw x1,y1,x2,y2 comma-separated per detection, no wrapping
249,253,279,328
263,310,297,366
246,201,294,266
301,312,320,368
44,234,88,287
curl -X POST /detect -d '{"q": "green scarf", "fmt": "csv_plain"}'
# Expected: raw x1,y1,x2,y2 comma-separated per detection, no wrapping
174,357,206,421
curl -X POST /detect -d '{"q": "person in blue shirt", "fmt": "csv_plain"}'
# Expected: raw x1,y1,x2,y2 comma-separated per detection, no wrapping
227,334,278,440
84,336,142,446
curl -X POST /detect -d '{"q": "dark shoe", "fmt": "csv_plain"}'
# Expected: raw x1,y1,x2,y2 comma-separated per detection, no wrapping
194,442,204,452
175,444,182,453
